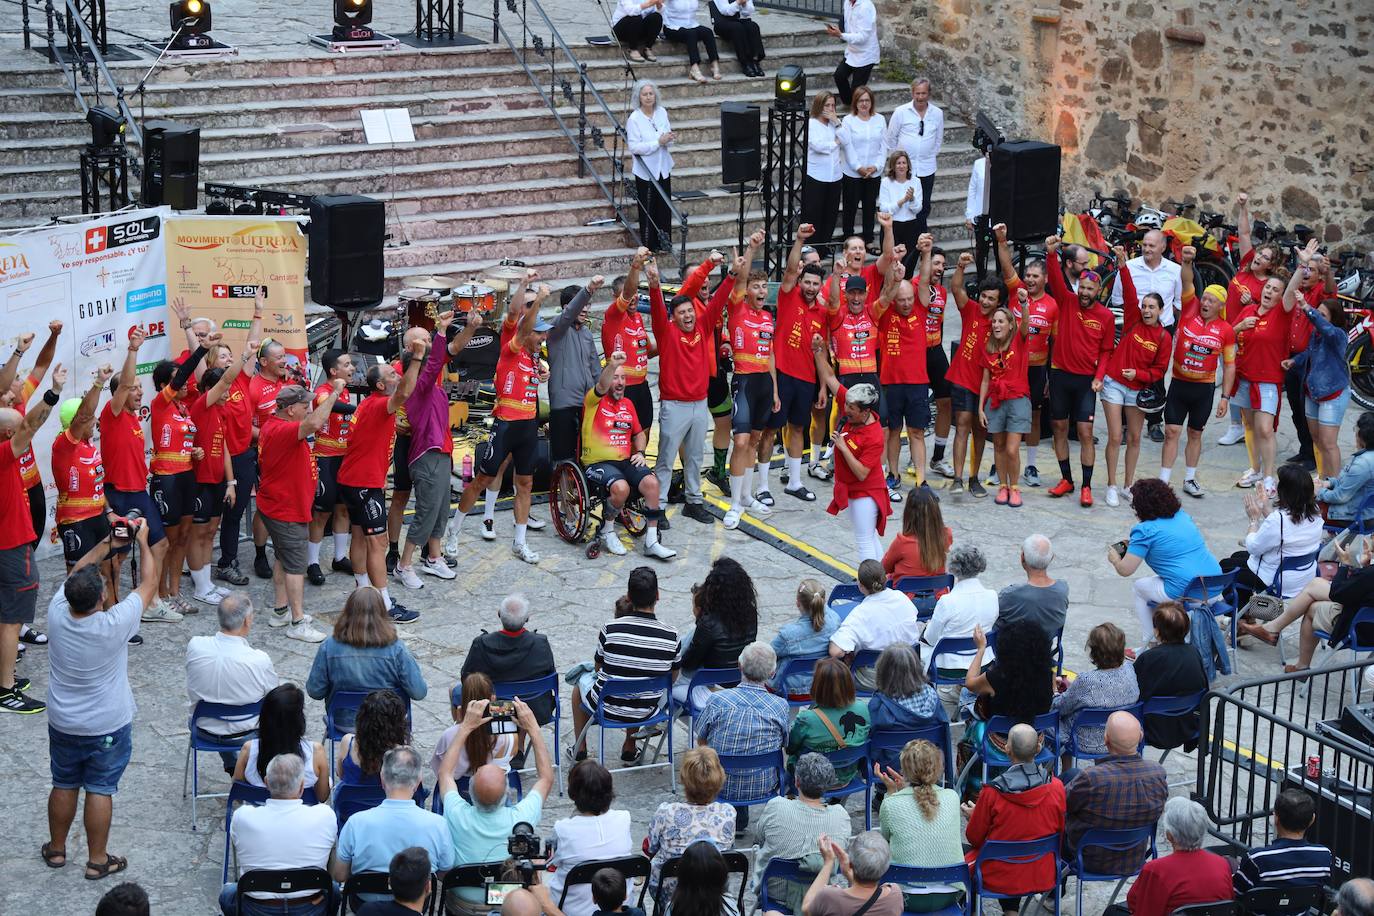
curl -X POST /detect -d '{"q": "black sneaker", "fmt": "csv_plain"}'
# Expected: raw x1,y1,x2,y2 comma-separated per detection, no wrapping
389,602,421,624
213,563,250,586
19,628,46,646
253,551,272,579
1148,424,1165,443
968,478,988,498
128,634,143,646
386,551,399,575
658,516,671,532
703,467,730,494
0,685,45,714
682,503,714,524
12,676,30,692
306,563,326,586
331,557,354,575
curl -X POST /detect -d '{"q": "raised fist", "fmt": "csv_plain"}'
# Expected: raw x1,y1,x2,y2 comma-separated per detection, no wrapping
1181,245,1196,263
1236,192,1249,208
330,378,347,393
51,363,67,391
48,320,63,334
609,350,627,366
96,364,114,383
588,275,606,292
993,223,1008,243
128,328,146,349
957,251,974,268
1045,234,1062,251
797,223,815,240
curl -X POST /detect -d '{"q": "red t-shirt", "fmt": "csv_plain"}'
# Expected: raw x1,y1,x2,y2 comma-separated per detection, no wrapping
150,388,196,475
493,326,539,422
945,300,995,392
825,385,891,532
52,431,105,524
338,392,397,489
774,286,828,383
1098,263,1171,389
1172,293,1238,382
580,388,644,465
650,286,717,402
248,374,285,429
981,339,1031,407
829,304,879,375
1045,249,1114,376
925,284,949,349
1225,248,1267,322
878,306,930,385
0,445,34,549
99,401,147,492
190,393,228,485
882,527,952,579
1007,277,1058,367
1234,304,1295,386
312,384,352,457
601,296,650,386
222,373,254,455
728,297,775,375
257,416,316,523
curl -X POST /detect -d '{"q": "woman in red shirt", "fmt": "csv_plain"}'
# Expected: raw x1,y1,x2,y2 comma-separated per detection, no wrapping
978,289,1032,507
1218,193,1284,447
881,486,952,580
149,348,208,616
813,335,889,564
1233,269,1298,496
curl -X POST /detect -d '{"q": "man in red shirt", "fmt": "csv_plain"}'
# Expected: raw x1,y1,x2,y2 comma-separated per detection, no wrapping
994,225,1057,487
148,346,210,619
943,249,1005,497
0,360,65,714
248,340,292,580
338,336,425,623
306,349,357,587
0,320,61,552
257,383,344,643
214,289,265,587
1044,234,1115,507
919,244,955,478
53,365,116,577
602,250,656,433
875,248,931,492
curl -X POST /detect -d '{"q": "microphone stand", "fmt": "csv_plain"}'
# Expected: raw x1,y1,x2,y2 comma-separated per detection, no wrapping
132,17,194,124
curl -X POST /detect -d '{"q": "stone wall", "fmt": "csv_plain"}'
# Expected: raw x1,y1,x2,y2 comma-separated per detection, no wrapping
875,0,1373,247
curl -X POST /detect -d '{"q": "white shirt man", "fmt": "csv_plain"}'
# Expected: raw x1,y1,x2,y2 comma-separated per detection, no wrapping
186,593,277,738
965,156,988,227
886,83,944,179
1111,231,1182,326
838,0,878,68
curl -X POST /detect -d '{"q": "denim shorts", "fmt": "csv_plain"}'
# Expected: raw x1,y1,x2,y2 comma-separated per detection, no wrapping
1099,375,1140,407
1305,387,1352,427
1235,379,1280,415
49,722,133,795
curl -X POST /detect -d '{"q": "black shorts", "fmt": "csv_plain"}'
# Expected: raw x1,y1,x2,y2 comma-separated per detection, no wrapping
59,514,112,565
882,383,932,430
731,372,774,434
771,371,817,430
950,382,979,415
708,371,732,417
27,483,44,548
625,382,653,433
478,418,540,477
192,481,229,524
341,484,388,537
1028,365,1049,410
585,459,654,494
1049,369,1097,424
313,455,343,513
1164,379,1215,431
392,433,413,492
925,345,951,400
0,543,38,625
151,470,196,526
106,487,167,545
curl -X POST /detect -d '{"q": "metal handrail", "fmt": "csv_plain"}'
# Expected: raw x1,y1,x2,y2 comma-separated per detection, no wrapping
25,0,143,147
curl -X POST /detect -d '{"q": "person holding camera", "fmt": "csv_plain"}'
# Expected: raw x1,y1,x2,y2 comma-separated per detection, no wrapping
438,696,555,916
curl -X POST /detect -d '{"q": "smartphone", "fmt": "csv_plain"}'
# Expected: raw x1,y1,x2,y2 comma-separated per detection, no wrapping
486,882,524,906
1111,540,1129,558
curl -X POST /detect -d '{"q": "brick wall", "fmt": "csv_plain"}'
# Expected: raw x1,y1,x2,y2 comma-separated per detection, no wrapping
875,0,1374,246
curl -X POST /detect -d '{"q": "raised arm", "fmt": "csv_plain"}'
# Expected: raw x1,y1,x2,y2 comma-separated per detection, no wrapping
950,251,974,309
203,333,247,404
916,233,934,308
505,268,538,327
1235,191,1253,259
27,320,62,389
1179,245,1198,319
596,350,628,396
780,223,815,293
1043,236,1072,306
0,332,36,398
72,364,114,433
874,211,896,274
1114,245,1141,327
1284,240,1320,313
994,223,1019,285
389,335,428,413
677,251,723,303
300,378,345,439
11,363,63,456
513,284,551,350
170,296,200,367
111,329,146,417
445,309,484,357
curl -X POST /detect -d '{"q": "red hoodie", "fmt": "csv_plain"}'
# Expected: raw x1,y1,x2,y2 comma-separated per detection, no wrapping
964,765,1066,896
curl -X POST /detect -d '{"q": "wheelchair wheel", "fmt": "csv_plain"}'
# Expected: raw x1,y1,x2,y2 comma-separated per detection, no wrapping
549,460,589,544
619,498,648,537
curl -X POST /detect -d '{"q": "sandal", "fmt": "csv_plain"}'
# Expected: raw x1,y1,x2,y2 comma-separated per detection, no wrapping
20,628,47,645
1238,620,1279,646
84,854,128,880
41,842,66,868
784,486,817,502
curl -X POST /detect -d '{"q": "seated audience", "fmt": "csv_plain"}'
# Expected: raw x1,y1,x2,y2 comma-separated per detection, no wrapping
963,724,1065,916
867,644,944,772
695,641,789,825
1123,797,1232,916
305,587,427,732
1062,712,1167,877
1222,466,1322,602
771,579,839,696
439,697,554,916
1318,411,1374,526
1133,602,1209,751
335,688,411,786
875,740,963,913
1334,878,1374,916
829,559,920,689
222,753,337,916
593,867,646,916
677,556,759,706
787,658,871,782
669,841,737,916
881,487,952,580
545,760,634,916
232,683,331,802
799,832,904,916
648,748,735,897
334,747,453,900
186,592,278,773
572,566,682,762
964,619,1054,728
996,534,1069,641
460,593,557,724
430,673,517,781
1233,789,1332,907
356,847,432,915
98,883,151,916
1054,623,1138,759
754,753,854,913
922,545,999,716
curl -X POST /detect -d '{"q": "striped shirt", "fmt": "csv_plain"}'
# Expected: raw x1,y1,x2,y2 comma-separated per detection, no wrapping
1234,838,1332,908
586,612,681,721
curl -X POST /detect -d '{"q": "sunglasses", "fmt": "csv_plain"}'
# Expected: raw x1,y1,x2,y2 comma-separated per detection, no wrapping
918,119,924,136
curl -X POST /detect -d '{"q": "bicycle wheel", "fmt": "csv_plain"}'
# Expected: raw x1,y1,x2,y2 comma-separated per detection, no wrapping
548,460,589,544
1348,330,1374,412
619,498,648,537
1193,260,1232,294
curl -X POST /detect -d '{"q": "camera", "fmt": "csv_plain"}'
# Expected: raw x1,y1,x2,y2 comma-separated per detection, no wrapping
111,508,143,540
507,821,544,861
489,699,515,721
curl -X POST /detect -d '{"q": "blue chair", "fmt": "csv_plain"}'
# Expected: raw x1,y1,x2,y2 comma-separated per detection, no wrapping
828,582,864,618
1301,606,1374,694
815,744,872,828
332,780,427,830
574,673,677,791
892,574,953,619
886,863,973,916
1322,492,1374,535
323,690,413,769
1050,627,1065,676
1149,570,1239,668
868,722,955,786
182,699,261,829
681,666,742,740
925,631,997,689
1062,703,1145,767
970,835,1062,915
963,711,1059,788
715,749,786,808
772,654,826,708
1141,691,1206,764
222,781,270,883
757,858,811,915
850,649,882,698
1058,825,1157,916
493,672,563,795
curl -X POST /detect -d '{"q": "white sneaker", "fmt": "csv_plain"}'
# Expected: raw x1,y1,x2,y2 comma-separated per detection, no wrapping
644,540,677,560
512,541,540,564
930,458,956,479
1218,425,1246,446
190,588,222,606
394,565,425,590
820,445,833,461
744,498,773,519
481,518,496,541
419,557,456,580
602,530,628,556
141,599,183,622
1104,485,1120,508
723,508,742,530
443,533,462,561
1236,468,1262,489
285,618,326,643
526,514,546,531
267,606,291,628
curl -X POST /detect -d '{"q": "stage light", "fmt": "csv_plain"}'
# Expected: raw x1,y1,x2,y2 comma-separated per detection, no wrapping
86,106,126,149
332,0,374,41
169,0,213,48
774,65,806,111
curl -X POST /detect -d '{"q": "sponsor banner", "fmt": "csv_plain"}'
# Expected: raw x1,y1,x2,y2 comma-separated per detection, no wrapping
0,206,172,556
165,215,309,373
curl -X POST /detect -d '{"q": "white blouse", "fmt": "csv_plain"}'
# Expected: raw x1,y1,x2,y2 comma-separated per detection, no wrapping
807,117,843,183
1244,509,1324,598
611,0,653,24
839,113,886,179
662,0,704,29
627,106,674,181
712,0,756,16
878,176,922,222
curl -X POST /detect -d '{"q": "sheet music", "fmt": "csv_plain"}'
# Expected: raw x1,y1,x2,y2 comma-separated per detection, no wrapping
361,108,415,145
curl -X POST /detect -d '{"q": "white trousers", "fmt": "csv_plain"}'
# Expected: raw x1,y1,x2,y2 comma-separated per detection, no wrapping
847,496,883,564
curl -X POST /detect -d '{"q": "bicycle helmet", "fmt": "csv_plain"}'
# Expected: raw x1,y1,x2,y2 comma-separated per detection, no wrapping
1134,209,1165,230
1135,385,1166,416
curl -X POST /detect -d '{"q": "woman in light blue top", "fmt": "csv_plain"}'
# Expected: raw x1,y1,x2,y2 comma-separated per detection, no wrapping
770,579,838,696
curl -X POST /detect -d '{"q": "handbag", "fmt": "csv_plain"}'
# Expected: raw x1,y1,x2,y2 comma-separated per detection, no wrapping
1241,514,1285,622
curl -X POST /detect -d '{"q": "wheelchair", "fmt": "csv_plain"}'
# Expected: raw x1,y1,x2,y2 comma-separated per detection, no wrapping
548,458,649,559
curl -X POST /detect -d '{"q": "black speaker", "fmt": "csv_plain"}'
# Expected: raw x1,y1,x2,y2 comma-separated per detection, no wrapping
721,101,761,186
141,120,200,210
309,194,385,309
988,140,1061,243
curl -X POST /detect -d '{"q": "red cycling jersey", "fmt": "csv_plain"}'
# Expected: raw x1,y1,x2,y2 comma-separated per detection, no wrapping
99,401,147,492
1171,293,1237,382
52,431,105,524
581,388,643,464
945,299,996,393
248,374,285,429
829,304,879,375
312,384,353,457
150,388,196,475
222,373,254,455
0,446,34,548
190,393,228,484
728,297,775,375
493,325,539,421
601,295,650,385
1006,276,1057,367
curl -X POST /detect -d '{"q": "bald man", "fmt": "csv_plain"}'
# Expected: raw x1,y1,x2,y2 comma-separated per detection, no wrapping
500,888,543,916
1112,229,1181,441
1063,711,1168,877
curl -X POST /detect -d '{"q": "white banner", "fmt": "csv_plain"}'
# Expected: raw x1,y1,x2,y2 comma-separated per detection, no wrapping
0,207,171,557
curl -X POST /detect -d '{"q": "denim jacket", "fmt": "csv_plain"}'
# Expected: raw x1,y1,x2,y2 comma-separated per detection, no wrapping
305,637,429,729
1292,304,1350,400
1189,608,1231,682
770,609,840,693
1320,449,1374,521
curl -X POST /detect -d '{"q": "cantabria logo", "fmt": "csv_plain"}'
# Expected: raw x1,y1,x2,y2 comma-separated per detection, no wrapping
0,242,32,281
175,223,301,252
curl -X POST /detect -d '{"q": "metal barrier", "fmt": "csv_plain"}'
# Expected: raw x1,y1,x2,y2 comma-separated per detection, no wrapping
755,0,841,19
1196,658,1373,884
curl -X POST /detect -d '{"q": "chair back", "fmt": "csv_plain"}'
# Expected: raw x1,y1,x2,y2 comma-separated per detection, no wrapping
222,781,272,883
757,858,809,915
556,854,653,911
773,654,826,706
332,781,389,830
1169,901,1238,916
323,690,372,741
715,749,786,808
686,667,742,726
595,673,674,725
850,649,882,697
819,744,871,798
440,861,508,901
342,871,394,913
1069,825,1158,880
1141,691,1206,750
654,851,750,915
1344,606,1374,652
972,835,1061,898
884,863,971,910
828,582,864,618
925,631,997,687
1176,570,1239,610
1239,884,1326,916
868,722,955,785
492,672,560,705
237,867,332,899
1065,703,1146,763
188,699,262,750
892,574,954,618
1268,549,1320,596
981,711,1059,770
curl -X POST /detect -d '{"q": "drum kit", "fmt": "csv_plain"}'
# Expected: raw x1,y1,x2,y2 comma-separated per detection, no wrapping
396,260,529,332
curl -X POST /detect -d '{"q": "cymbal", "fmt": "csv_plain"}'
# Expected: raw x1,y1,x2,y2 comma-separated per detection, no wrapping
484,265,527,280
402,274,458,290
480,276,510,292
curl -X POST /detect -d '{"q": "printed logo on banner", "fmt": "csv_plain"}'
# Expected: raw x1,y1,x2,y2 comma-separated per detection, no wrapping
79,328,116,357
126,284,166,313
132,319,167,341
272,312,294,326
212,284,229,298
85,227,107,254
106,216,161,251
77,297,117,320
0,243,32,282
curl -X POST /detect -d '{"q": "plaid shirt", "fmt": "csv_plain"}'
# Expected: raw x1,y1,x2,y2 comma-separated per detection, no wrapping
696,683,790,802
1064,754,1169,876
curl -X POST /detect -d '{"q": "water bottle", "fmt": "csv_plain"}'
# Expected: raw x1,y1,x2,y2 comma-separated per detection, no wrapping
461,453,473,482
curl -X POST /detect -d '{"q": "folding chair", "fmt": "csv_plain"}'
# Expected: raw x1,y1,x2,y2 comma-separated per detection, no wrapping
573,673,677,791
333,780,423,830
234,868,335,916
183,698,261,829
1061,703,1145,767
885,863,972,916
1141,691,1206,767
850,649,882,699
772,654,826,709
654,851,749,915
1287,606,1374,695
756,858,815,916
222,781,270,883
788,743,872,828
925,631,997,690
960,711,1059,788
827,582,864,618
891,574,954,619
1239,885,1326,916
440,861,508,913
493,672,563,795
1149,570,1239,669
716,749,786,809
556,854,652,912
1057,825,1157,916
324,690,412,769
868,721,955,786
970,835,1062,915
680,666,742,740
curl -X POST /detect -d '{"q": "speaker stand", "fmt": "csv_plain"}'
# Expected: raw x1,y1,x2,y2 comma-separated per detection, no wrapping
762,105,806,280
79,145,130,215
732,181,759,255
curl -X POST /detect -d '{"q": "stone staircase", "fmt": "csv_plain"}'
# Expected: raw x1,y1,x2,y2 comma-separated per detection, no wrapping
0,27,978,290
